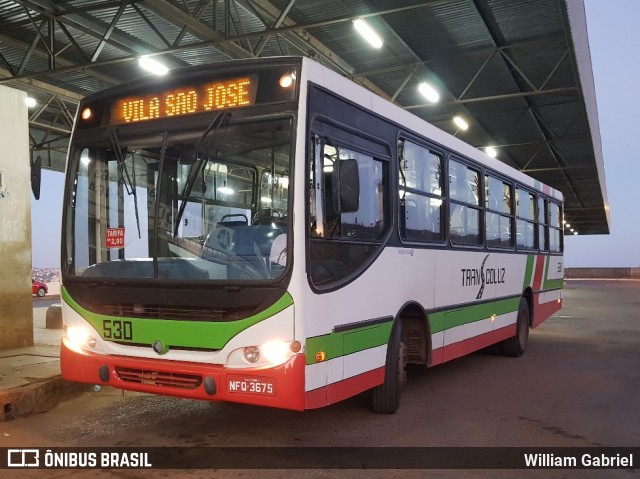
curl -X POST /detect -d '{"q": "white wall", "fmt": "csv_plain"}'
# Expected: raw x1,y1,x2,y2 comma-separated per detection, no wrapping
0,85,33,349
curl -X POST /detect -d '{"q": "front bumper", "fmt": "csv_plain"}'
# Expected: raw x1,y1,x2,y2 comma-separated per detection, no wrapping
61,338,306,411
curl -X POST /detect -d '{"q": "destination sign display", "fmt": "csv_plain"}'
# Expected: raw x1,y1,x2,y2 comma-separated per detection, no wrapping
111,75,258,124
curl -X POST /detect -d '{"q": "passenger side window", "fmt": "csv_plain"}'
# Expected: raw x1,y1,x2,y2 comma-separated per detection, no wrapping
549,202,562,253
538,197,548,252
485,175,513,249
449,159,481,245
399,140,443,242
516,188,536,250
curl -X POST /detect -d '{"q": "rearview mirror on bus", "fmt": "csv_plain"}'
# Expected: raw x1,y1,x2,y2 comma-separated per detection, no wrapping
333,159,359,213
31,155,42,200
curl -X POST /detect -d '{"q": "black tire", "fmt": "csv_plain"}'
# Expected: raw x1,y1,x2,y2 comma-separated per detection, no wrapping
371,322,407,414
37,287,46,297
501,297,530,357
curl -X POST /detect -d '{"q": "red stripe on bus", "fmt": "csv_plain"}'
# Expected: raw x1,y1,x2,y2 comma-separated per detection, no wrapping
532,294,562,328
430,347,444,367
532,255,546,291
442,324,516,363
305,367,385,410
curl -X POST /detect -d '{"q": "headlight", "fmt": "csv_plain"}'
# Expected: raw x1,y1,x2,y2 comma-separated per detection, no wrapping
65,325,98,352
66,325,90,347
243,346,260,363
227,340,303,368
261,340,290,365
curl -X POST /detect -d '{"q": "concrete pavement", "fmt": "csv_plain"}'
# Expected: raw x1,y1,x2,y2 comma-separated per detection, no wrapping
0,297,88,421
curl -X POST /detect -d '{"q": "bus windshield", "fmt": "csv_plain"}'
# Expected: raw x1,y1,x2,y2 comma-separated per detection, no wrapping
64,117,292,282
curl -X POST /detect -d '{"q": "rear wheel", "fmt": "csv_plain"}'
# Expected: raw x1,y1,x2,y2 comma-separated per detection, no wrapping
501,297,530,357
371,322,407,414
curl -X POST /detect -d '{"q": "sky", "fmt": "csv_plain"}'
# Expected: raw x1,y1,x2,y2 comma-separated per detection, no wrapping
30,0,640,268
562,0,640,267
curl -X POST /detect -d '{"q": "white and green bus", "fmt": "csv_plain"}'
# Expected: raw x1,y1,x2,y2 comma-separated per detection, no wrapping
61,57,564,413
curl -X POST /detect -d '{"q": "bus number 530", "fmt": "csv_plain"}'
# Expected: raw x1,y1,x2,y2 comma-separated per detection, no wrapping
103,319,133,341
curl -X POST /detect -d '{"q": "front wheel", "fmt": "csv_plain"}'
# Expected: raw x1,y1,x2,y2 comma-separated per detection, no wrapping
501,297,530,357
371,322,407,414
37,287,46,297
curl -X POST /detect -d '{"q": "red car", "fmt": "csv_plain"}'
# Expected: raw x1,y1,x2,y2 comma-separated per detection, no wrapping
32,279,48,297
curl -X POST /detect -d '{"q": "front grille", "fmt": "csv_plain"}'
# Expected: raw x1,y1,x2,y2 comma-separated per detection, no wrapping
98,304,229,321
115,367,202,389
112,341,218,353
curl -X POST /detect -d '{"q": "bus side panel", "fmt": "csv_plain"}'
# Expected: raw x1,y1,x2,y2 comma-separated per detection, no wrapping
530,255,563,328
303,322,392,409
435,251,527,362
442,322,516,363
305,367,385,410
532,290,562,328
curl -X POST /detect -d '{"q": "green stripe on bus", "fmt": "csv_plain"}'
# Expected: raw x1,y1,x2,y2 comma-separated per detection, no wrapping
61,287,294,350
523,254,535,290
543,278,564,290
543,256,564,290
306,296,522,365
305,321,393,366
428,297,521,334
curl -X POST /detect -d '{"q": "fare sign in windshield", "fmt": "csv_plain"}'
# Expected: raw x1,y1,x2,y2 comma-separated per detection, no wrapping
111,76,258,124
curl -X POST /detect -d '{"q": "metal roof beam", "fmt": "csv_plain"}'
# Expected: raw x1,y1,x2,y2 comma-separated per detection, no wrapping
29,120,71,135
0,67,83,102
90,0,129,62
172,0,212,47
405,87,577,109
140,0,254,59
469,0,584,208
10,0,125,20
253,0,295,56
0,1,449,92
56,19,90,63
14,0,150,57
240,0,391,99
350,35,565,80
17,19,46,75
29,94,55,122
130,2,172,48
0,32,119,87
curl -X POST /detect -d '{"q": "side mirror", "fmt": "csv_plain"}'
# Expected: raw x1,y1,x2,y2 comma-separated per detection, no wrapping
333,159,359,213
31,155,42,200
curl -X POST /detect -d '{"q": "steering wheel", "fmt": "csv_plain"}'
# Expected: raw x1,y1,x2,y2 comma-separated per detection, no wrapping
202,225,269,280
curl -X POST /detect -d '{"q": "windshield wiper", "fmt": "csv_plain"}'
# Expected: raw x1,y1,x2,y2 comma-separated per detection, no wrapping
173,110,231,237
153,131,169,279
110,127,141,239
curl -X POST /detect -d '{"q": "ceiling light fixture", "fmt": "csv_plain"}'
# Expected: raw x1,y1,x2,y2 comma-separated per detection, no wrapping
25,97,37,108
453,116,469,131
418,82,439,103
138,56,169,76
353,19,383,49
485,146,497,158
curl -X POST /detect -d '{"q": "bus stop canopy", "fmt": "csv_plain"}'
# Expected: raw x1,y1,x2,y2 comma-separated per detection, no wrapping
0,0,609,234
